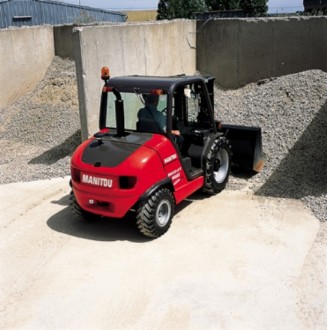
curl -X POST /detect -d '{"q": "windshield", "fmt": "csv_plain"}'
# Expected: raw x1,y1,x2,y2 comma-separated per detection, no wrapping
106,91,168,131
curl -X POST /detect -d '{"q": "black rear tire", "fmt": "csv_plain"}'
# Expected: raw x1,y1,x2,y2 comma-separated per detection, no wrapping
70,191,98,221
136,188,175,238
203,137,231,194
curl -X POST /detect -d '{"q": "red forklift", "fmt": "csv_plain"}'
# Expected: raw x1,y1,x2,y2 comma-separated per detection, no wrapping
70,67,263,238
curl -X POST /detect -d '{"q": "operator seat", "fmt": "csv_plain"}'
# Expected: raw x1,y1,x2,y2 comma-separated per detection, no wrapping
136,118,163,134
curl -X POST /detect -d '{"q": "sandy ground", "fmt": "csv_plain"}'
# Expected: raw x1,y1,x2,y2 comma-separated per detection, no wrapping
0,178,326,329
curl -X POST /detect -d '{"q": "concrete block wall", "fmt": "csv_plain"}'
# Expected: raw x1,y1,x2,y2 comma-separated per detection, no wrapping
196,16,327,89
1,17,325,140
72,20,197,139
0,26,54,109
54,25,75,60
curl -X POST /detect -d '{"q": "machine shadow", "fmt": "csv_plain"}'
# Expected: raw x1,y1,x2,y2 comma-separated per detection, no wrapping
256,101,327,199
29,130,81,165
47,193,196,242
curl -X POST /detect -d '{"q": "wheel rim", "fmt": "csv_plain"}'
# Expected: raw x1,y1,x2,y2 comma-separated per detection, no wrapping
213,148,229,183
156,199,171,227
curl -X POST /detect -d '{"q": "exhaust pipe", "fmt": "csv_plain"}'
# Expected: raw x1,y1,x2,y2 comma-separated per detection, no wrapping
115,99,125,137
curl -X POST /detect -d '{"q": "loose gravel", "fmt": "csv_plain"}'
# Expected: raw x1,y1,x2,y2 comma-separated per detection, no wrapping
0,56,326,221
0,57,81,183
216,71,327,222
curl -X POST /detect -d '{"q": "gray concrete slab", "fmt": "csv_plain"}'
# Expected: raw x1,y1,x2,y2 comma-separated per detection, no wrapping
0,178,326,329
72,21,197,139
0,26,54,108
196,17,327,89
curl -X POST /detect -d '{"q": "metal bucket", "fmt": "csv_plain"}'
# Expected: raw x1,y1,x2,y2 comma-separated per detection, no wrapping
221,124,264,172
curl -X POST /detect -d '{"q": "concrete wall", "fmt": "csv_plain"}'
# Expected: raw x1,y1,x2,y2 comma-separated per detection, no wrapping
0,26,54,108
73,20,197,139
1,17,325,140
196,16,327,89
72,17,326,139
54,25,75,60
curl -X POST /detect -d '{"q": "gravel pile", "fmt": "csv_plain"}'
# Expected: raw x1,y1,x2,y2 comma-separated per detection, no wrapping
0,56,81,183
216,70,327,222
0,56,326,221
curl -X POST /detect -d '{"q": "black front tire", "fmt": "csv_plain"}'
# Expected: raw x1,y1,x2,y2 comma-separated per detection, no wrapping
136,188,175,238
203,137,231,194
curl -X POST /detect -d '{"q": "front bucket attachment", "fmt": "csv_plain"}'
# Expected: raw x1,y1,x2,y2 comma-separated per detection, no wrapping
221,124,264,172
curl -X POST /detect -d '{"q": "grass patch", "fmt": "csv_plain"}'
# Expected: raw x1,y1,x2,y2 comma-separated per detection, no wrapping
125,10,157,22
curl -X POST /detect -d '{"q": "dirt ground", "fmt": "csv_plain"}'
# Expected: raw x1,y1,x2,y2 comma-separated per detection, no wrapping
0,178,326,329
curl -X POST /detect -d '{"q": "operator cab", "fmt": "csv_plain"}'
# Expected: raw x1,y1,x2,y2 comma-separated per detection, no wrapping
99,68,218,179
